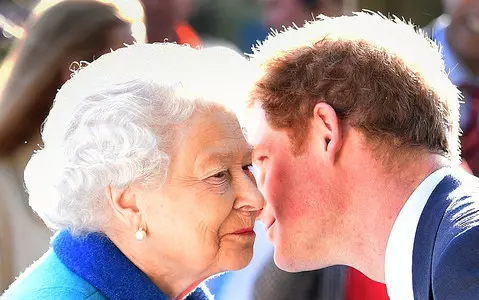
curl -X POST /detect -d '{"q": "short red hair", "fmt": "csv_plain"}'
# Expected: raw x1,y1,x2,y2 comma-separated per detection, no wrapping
248,13,461,161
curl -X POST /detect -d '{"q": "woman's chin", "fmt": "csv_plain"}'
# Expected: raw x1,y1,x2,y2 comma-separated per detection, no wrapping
218,248,254,271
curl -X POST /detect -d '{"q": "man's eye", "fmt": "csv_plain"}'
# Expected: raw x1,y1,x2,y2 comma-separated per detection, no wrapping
242,164,255,176
242,164,253,172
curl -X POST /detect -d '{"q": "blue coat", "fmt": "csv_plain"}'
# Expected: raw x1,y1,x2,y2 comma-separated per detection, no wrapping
1,231,212,300
413,170,479,299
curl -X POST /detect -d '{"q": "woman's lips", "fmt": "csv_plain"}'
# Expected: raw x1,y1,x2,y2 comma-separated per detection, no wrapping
232,227,255,235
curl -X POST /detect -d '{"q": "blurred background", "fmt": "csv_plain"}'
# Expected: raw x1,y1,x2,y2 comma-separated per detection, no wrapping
0,0,472,299
0,0,443,58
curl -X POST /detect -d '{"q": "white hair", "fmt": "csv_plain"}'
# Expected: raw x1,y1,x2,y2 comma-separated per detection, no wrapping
24,43,252,234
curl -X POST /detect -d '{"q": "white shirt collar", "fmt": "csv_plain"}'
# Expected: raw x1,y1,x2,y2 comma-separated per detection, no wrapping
384,167,450,299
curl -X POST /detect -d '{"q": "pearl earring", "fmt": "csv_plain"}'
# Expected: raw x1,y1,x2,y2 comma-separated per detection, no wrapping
135,226,146,241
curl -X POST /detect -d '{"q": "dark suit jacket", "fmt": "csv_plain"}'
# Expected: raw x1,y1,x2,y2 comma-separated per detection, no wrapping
413,170,479,299
253,261,347,300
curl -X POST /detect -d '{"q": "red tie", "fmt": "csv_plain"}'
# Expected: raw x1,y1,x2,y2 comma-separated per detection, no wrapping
460,84,479,176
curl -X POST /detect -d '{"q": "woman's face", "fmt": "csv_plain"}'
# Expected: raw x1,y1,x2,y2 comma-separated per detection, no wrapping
140,107,264,277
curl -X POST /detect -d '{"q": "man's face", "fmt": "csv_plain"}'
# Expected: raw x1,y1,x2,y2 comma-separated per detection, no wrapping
248,103,348,271
446,0,479,63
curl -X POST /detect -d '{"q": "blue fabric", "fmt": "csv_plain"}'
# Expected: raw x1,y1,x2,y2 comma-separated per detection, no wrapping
1,250,105,299
2,230,212,300
412,169,479,299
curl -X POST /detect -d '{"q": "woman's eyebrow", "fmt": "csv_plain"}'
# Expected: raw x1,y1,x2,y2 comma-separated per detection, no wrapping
195,145,254,172
243,145,254,161
194,150,235,173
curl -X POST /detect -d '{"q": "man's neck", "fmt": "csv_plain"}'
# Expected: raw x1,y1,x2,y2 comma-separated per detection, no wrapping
345,153,449,282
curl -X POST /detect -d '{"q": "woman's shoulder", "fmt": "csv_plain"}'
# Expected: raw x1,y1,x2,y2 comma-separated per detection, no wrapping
1,250,106,299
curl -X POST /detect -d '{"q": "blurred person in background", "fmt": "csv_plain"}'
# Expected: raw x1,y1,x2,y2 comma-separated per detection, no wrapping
259,0,342,31
237,0,342,56
175,0,202,47
140,0,201,47
174,0,238,51
0,2,30,60
0,0,144,292
425,0,479,176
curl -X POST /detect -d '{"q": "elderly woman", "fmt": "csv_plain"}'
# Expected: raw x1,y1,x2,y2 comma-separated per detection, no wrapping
1,43,264,299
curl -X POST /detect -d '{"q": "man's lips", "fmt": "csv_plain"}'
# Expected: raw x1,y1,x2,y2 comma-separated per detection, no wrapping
265,219,276,230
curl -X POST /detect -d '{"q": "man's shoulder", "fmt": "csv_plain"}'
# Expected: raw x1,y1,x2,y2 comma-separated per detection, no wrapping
431,171,479,298
1,250,104,299
432,221,479,298
436,183,479,256
441,171,479,234
435,170,479,240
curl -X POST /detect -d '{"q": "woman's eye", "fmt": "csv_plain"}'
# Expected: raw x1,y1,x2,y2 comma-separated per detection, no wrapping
211,171,228,180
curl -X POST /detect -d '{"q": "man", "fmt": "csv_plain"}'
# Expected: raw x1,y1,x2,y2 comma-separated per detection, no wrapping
425,0,479,176
252,3,389,299
253,1,388,299
246,12,479,299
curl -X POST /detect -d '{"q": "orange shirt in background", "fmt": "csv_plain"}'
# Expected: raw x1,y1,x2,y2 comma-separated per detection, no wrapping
175,21,201,48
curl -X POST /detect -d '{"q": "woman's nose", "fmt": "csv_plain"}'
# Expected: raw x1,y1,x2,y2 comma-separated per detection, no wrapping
233,174,265,212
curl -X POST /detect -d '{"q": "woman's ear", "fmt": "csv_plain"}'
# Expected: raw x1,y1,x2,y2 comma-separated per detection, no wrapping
105,185,141,228
312,102,342,164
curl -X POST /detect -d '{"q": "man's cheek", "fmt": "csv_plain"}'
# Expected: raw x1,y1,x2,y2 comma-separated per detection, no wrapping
263,168,283,205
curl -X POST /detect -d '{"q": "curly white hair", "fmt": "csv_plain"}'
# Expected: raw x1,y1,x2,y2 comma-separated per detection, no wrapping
24,43,251,234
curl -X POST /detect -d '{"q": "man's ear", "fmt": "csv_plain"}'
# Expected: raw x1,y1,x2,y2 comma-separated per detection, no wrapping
312,102,342,164
105,185,142,229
